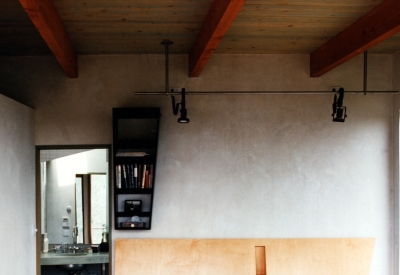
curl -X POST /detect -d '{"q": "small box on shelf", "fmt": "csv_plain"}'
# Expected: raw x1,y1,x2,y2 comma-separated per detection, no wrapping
117,215,150,229
121,222,146,228
124,200,142,214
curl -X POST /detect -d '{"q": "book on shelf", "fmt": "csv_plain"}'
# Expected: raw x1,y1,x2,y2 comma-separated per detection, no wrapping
145,170,149,188
133,164,138,188
141,164,146,188
149,164,154,188
131,165,134,188
138,164,142,188
122,164,128,188
126,164,131,188
117,164,121,188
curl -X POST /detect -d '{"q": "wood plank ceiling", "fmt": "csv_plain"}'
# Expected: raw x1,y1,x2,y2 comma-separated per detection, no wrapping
2,0,400,78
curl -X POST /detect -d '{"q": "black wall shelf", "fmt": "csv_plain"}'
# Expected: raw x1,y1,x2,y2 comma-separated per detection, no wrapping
113,107,160,230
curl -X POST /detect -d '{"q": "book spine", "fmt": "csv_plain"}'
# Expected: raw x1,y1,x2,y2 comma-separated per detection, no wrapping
122,164,127,188
149,164,154,188
138,164,142,188
117,164,121,188
142,164,147,188
126,164,131,188
134,164,138,188
145,170,149,188
131,164,135,188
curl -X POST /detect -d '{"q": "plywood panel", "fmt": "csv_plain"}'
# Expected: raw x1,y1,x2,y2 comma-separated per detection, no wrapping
115,238,374,275
265,239,374,275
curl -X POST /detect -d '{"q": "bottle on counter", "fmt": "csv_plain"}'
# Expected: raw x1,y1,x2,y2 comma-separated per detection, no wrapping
43,233,49,253
99,232,109,252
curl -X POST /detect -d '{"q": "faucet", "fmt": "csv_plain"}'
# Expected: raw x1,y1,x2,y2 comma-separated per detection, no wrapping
72,225,78,244
68,245,84,253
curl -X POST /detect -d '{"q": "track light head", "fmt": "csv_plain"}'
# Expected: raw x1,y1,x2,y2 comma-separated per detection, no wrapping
178,112,190,123
332,88,347,122
171,88,190,123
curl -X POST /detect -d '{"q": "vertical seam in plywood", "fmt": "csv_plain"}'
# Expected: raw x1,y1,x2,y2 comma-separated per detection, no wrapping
255,246,266,275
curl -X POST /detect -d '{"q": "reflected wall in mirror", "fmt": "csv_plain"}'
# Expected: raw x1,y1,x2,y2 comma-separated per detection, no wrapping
40,148,110,245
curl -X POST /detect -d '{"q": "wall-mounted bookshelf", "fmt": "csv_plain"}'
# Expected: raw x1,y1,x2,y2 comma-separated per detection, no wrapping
113,108,160,230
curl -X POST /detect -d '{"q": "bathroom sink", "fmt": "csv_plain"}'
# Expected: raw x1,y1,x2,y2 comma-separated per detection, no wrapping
56,253,87,256
56,251,87,256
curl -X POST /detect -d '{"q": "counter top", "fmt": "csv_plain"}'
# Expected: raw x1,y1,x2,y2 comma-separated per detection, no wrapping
41,252,109,265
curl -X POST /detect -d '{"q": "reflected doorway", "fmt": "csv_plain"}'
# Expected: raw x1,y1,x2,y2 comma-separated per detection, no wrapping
75,174,107,244
36,145,111,275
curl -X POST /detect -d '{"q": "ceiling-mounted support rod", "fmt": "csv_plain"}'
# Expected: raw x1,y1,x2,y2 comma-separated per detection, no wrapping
161,40,173,96
364,51,368,95
135,90,398,95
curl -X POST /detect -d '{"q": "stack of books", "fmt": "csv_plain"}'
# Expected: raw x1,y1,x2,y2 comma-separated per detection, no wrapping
116,164,154,189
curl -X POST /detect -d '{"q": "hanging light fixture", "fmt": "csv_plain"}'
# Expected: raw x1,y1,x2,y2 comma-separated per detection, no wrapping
332,88,347,122
161,39,190,123
171,88,190,123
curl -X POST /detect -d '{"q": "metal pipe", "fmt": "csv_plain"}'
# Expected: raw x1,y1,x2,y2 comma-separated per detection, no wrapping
135,90,398,95
161,40,173,96
364,51,368,95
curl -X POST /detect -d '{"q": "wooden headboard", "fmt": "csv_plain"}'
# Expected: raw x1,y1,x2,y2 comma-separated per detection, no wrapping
115,238,374,275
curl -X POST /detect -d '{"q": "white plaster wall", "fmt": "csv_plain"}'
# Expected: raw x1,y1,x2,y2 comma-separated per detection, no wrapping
392,52,400,275
154,93,394,275
0,54,396,275
0,94,35,274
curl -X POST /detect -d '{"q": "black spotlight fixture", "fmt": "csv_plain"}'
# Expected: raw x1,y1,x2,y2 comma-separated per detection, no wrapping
332,87,347,122
171,88,190,123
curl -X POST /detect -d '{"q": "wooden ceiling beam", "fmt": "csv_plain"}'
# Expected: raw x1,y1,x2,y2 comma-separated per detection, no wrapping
189,0,246,77
310,0,400,77
18,0,77,78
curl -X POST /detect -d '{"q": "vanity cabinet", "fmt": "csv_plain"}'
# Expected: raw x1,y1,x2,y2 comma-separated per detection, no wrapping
113,108,160,230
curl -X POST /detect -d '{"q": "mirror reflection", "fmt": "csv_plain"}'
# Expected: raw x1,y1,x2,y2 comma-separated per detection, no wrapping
40,149,109,245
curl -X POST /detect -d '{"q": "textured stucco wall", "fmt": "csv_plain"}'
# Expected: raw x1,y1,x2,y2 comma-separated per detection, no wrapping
0,94,35,274
0,54,396,275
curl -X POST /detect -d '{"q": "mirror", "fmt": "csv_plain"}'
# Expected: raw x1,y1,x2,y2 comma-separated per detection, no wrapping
39,147,110,245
